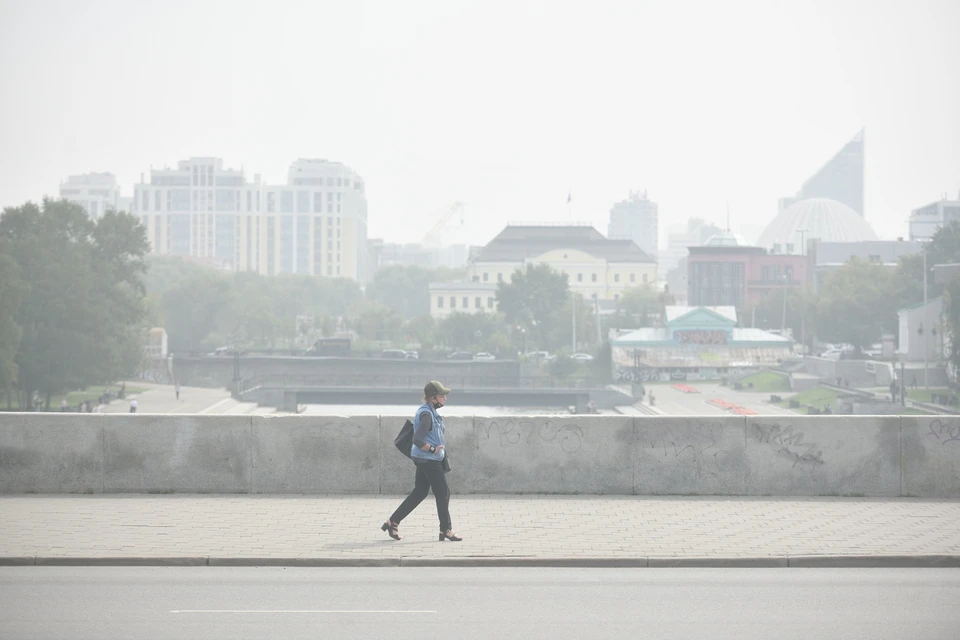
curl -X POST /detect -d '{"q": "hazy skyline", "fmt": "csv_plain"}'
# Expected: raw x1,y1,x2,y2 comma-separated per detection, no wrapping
1,0,958,249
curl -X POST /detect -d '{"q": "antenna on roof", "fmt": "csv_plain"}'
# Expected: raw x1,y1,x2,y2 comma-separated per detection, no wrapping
725,202,731,232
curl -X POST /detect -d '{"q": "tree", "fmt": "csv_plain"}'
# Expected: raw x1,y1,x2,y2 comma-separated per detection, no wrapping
366,264,465,319
748,286,818,347
0,199,149,406
435,312,500,351
0,252,27,397
161,274,233,353
495,263,569,345
817,258,895,351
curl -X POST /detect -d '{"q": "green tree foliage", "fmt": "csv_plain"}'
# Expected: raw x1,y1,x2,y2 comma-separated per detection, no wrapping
349,301,404,344
0,252,27,392
817,257,895,350
366,265,465,319
495,263,570,345
748,286,818,346
0,199,149,406
435,312,500,351
151,259,366,352
161,274,234,353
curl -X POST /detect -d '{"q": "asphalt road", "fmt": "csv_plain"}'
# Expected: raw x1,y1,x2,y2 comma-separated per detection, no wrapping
2,567,958,640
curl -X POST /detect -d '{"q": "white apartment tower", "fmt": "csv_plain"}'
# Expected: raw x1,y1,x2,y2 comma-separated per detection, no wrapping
607,191,658,261
59,172,126,219
132,157,368,279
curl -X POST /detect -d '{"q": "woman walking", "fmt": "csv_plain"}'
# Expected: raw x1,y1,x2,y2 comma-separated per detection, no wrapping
382,381,462,542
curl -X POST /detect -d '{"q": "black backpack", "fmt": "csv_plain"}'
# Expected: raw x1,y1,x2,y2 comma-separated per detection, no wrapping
394,419,414,459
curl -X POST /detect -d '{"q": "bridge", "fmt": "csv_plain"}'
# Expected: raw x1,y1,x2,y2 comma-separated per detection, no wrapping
235,374,630,412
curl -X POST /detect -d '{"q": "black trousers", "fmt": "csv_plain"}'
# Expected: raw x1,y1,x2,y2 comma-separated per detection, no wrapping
390,460,451,531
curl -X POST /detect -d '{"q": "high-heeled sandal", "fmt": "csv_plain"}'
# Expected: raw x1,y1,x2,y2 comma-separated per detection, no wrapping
439,530,462,542
381,520,401,540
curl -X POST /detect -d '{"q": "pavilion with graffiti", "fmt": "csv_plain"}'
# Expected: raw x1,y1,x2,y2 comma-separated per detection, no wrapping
610,306,792,383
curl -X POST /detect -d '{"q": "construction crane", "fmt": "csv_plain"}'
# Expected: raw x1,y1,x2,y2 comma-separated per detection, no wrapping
422,202,465,248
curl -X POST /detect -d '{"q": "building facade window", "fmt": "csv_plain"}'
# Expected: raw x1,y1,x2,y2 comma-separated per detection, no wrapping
438,296,444,308
462,296,468,309
642,274,648,283
614,273,620,283
591,273,597,282
487,297,494,308
497,273,503,282
630,273,635,283
483,272,488,282
475,297,482,309
577,273,583,282
450,296,456,309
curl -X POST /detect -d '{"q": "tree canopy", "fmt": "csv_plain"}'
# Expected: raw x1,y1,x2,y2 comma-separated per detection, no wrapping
0,199,149,406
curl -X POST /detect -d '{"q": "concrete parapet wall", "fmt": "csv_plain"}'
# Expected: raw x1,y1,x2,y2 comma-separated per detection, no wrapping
2,414,959,497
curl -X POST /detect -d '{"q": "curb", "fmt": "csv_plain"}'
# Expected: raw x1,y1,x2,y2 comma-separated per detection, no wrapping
3,555,960,568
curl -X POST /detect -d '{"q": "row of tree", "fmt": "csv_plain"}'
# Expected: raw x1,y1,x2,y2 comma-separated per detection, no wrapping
144,255,665,357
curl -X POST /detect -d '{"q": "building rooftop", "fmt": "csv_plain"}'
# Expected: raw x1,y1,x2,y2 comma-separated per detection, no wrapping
665,306,738,324
758,198,878,252
473,225,654,263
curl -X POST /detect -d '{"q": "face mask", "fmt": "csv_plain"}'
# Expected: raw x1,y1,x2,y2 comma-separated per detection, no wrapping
432,399,444,409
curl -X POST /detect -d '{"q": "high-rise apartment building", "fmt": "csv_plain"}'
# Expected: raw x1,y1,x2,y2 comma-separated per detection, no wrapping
909,195,960,241
132,157,368,280
659,218,723,279
59,172,128,219
779,128,865,217
607,191,658,260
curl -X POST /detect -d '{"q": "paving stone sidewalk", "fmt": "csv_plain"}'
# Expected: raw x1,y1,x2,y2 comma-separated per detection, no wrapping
2,495,959,567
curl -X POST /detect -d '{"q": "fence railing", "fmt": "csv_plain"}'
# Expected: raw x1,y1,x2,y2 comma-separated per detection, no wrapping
237,374,610,395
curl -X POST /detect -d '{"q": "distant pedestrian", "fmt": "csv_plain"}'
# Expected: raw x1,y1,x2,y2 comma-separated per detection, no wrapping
383,381,461,542
175,382,180,401
129,398,138,414
119,382,126,399
911,375,917,389
60,399,67,412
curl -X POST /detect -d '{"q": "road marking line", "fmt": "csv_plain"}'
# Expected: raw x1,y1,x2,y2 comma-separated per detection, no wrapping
170,610,437,614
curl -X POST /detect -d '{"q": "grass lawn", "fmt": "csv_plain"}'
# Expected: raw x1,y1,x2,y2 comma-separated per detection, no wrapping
774,387,841,412
734,371,791,393
7,385,147,411
906,388,955,403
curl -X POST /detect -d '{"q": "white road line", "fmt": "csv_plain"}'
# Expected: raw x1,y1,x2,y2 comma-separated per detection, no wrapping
170,610,437,614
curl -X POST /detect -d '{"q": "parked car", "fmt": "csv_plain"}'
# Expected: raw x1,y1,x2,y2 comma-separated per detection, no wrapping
524,350,554,361
571,352,594,361
473,352,496,361
404,350,419,360
447,351,474,360
381,349,408,359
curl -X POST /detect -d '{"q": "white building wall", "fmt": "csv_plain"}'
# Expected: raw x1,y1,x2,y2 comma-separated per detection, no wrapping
59,172,122,219
130,157,367,280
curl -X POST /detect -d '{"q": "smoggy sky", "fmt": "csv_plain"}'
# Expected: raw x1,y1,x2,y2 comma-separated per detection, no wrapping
1,0,958,248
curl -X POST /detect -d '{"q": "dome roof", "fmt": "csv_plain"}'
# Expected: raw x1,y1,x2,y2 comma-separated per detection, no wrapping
757,198,877,253
703,230,749,247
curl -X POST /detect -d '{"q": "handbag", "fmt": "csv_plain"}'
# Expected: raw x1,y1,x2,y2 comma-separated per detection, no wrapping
394,419,414,459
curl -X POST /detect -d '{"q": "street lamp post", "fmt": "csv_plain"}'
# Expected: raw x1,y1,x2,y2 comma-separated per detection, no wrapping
923,245,929,390
781,273,789,334
571,294,577,353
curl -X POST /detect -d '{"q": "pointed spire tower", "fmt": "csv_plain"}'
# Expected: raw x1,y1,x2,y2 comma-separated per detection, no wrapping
779,128,865,217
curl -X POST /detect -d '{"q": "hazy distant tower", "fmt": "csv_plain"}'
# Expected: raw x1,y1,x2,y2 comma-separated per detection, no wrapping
607,190,658,262
779,128,865,217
